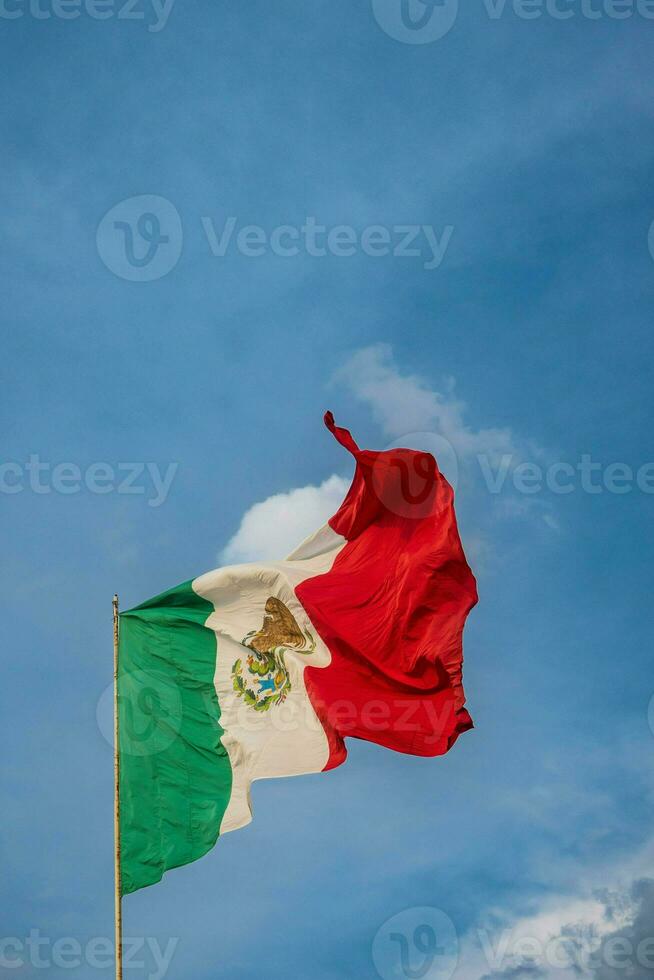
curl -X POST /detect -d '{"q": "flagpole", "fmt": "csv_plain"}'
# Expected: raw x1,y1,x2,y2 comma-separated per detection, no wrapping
113,593,123,980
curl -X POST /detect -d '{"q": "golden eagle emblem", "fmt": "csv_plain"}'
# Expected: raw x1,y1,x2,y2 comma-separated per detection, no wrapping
246,596,307,654
231,597,315,712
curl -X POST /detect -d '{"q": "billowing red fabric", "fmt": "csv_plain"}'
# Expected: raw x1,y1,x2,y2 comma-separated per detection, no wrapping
296,413,478,771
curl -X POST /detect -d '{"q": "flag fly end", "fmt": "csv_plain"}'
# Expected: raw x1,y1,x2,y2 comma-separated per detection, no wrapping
323,411,360,456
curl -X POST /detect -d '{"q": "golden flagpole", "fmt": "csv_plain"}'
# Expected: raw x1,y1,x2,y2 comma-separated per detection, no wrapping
113,593,123,980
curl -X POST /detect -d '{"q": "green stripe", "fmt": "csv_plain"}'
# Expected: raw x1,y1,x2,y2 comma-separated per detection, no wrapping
118,580,232,895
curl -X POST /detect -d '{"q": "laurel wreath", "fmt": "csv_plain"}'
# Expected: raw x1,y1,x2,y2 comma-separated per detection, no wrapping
231,629,316,713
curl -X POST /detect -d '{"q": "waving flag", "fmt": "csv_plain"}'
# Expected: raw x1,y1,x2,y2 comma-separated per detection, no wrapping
117,413,477,894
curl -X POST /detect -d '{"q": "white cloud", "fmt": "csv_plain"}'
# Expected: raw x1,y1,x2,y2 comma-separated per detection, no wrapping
455,893,624,980
219,475,350,565
455,837,654,980
333,343,557,537
334,343,518,464
219,344,552,568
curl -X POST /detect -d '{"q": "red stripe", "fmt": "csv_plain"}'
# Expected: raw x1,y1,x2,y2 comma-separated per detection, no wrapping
296,417,477,771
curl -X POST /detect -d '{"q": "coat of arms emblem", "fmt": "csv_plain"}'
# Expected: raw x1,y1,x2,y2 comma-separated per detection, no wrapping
231,596,316,712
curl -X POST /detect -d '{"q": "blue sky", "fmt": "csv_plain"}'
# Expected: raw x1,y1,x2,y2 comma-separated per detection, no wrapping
2,2,654,978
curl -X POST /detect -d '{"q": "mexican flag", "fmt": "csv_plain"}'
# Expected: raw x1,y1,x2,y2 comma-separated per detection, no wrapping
118,413,477,894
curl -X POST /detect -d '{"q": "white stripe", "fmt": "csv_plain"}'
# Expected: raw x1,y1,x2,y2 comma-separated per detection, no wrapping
193,523,345,834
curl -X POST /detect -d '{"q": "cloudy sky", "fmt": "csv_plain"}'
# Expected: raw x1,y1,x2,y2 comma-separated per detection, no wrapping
2,2,654,978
